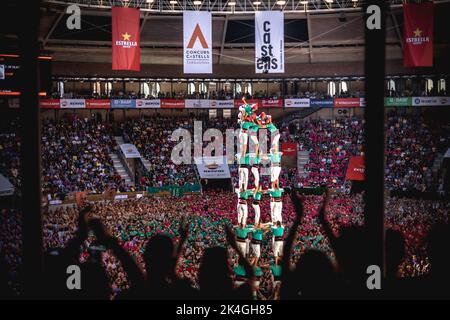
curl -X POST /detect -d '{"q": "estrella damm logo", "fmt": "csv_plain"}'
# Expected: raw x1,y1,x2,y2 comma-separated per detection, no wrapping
115,32,138,49
406,27,430,45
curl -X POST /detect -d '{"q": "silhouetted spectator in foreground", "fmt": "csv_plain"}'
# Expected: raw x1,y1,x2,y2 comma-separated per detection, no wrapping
198,226,254,300
281,191,338,299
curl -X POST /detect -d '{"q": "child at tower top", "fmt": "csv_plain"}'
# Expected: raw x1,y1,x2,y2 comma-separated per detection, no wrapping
238,97,258,158
256,112,280,153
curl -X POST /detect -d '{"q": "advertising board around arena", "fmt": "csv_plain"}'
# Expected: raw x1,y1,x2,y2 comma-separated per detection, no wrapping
161,99,185,108
194,156,231,179
310,98,334,107
345,156,365,181
210,100,234,108
284,98,310,108
185,99,211,108
39,99,60,109
334,98,361,108
281,142,297,156
260,99,283,108
119,144,142,159
111,99,136,108
412,96,450,106
234,99,259,108
359,97,366,107
384,97,412,107
136,99,161,108
86,99,111,109
60,99,86,109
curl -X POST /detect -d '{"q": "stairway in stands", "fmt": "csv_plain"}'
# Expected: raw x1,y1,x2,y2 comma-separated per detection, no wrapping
297,150,310,178
109,136,134,186
428,152,445,189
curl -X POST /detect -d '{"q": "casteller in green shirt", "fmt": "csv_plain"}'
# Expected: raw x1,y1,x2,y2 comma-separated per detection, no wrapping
269,152,282,164
268,188,284,198
253,191,262,201
271,226,285,238
235,226,252,239
252,228,264,241
270,264,282,278
238,189,253,200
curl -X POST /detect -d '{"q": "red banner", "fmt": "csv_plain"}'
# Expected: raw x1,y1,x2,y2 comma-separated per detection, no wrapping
281,143,297,156
403,2,433,67
334,98,361,108
40,99,60,109
234,99,259,108
260,99,283,108
345,156,365,181
161,99,185,108
86,99,111,109
112,7,140,71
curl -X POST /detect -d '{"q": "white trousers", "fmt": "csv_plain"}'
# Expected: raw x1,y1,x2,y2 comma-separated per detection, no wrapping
239,167,249,191
237,202,248,225
239,130,248,153
271,166,281,182
270,201,283,224
273,239,284,258
251,166,260,188
252,203,260,225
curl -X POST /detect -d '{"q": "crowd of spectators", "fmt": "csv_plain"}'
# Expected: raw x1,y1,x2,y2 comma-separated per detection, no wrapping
0,132,21,193
279,117,364,190
41,117,132,200
120,116,200,188
384,112,448,192
4,191,435,299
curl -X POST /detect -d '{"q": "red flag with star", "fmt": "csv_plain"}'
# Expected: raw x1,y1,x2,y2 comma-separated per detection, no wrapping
403,2,433,67
112,7,140,71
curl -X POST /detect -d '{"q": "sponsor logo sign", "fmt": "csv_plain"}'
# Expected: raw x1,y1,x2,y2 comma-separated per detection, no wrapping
161,99,185,108
334,98,361,108
284,98,310,108
111,99,136,108
60,99,86,109
86,99,111,109
136,99,161,108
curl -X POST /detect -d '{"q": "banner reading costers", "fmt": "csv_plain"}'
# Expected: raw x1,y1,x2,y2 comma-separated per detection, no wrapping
112,7,140,71
183,11,212,74
255,11,284,74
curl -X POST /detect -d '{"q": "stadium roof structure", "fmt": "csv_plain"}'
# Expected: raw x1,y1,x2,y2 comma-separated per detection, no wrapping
43,0,448,14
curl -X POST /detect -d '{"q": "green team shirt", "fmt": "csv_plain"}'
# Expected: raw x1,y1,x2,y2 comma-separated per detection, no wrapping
270,153,282,164
271,226,285,237
253,191,262,201
270,264,282,277
241,121,254,130
235,227,252,238
234,265,246,277
252,228,263,241
239,153,251,166
254,266,263,277
250,155,261,166
249,122,260,133
266,123,278,133
268,188,284,198
238,189,253,200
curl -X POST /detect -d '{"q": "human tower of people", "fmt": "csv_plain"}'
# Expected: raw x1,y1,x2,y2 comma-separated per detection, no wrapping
233,97,286,290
